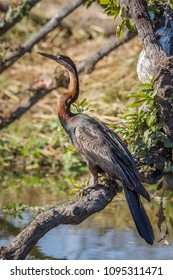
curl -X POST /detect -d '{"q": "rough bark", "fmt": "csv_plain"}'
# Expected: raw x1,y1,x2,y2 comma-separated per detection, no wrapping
119,0,173,142
0,184,118,260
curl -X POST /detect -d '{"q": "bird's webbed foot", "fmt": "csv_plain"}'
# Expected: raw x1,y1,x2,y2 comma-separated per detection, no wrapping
82,175,98,196
88,174,98,188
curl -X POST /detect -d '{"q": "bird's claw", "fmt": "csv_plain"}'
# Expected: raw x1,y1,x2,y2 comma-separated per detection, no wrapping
82,185,98,196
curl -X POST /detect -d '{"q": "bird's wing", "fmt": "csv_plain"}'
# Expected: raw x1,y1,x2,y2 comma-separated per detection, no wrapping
74,117,150,200
97,121,141,178
98,122,135,163
75,120,135,186
98,122,151,201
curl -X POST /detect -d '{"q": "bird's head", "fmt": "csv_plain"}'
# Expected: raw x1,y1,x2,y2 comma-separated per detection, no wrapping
37,52,77,73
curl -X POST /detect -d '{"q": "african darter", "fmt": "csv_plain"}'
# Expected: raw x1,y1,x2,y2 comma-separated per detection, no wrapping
38,52,154,245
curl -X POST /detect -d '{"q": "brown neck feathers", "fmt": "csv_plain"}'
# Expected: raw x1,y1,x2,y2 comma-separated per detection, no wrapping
57,66,79,121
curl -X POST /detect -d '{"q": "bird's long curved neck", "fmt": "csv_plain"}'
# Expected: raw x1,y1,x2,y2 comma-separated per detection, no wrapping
57,65,79,121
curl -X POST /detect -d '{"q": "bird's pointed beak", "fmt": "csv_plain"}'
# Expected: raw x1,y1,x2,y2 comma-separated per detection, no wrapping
37,52,57,61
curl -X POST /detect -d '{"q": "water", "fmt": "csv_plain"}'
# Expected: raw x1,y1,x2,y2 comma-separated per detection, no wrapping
0,182,173,260
37,226,173,260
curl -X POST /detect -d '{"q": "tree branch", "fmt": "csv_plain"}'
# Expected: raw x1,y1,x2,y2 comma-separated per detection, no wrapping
77,30,136,73
0,30,136,130
0,184,118,260
0,77,61,129
0,0,41,36
0,0,84,74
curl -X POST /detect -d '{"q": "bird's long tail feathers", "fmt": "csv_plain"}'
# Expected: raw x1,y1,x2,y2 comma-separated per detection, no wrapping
124,188,154,245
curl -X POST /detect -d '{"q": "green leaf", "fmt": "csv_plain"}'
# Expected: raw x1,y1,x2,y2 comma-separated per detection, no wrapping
146,115,156,127
147,5,158,14
69,188,80,195
100,0,112,3
157,132,173,148
150,89,157,98
125,19,136,32
116,21,125,42
74,183,82,189
79,98,87,106
129,99,147,108
129,92,146,98
123,114,138,121
143,129,151,145
102,2,120,18
137,83,153,91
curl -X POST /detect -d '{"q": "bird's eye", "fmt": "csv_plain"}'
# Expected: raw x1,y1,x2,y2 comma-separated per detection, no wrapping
57,55,61,60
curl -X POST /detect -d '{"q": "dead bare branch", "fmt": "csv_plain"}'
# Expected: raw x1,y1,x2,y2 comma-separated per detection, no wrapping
0,0,84,74
77,30,136,73
0,0,40,36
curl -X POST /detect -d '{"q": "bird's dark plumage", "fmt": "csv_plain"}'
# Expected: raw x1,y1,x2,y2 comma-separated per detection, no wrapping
38,51,154,245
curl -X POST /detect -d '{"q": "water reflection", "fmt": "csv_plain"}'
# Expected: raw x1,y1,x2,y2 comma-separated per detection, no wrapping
0,185,173,260
38,225,173,260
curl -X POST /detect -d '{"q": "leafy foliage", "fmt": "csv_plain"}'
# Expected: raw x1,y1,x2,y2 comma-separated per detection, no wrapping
95,0,173,41
117,78,173,161
83,0,136,41
148,0,173,8
3,0,32,25
2,202,27,219
71,98,92,114
99,0,136,41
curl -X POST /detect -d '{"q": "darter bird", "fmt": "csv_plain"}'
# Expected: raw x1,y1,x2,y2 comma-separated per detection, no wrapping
38,52,155,245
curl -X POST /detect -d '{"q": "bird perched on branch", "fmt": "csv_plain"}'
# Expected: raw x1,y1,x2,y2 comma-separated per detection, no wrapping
38,51,154,245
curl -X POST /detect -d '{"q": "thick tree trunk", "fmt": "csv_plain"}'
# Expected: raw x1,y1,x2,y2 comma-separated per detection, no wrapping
119,0,173,142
